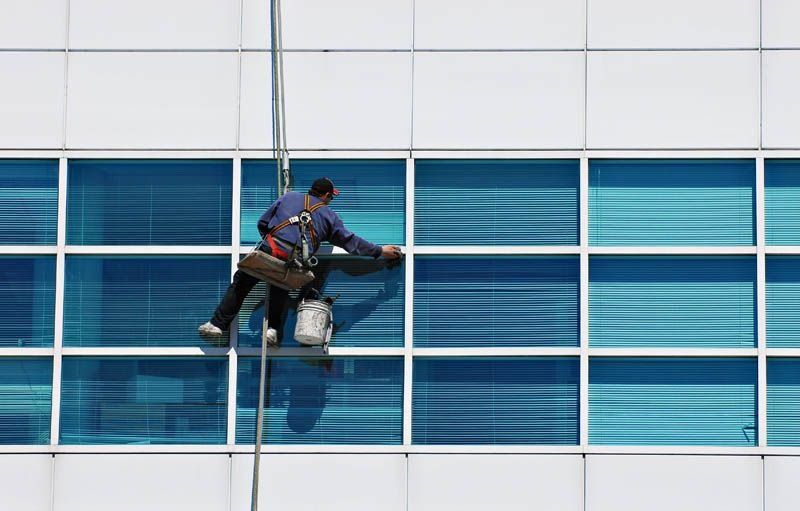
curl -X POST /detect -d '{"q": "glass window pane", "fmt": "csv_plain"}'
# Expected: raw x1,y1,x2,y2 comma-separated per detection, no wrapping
0,256,55,347
414,256,579,347
236,357,403,445
590,159,755,246
238,257,404,348
590,256,756,348
412,357,579,445
63,256,230,347
0,358,52,445
241,159,405,246
0,159,58,245
766,256,800,348
766,159,800,245
415,160,579,246
589,357,757,446
67,159,232,245
60,357,228,445
768,358,800,446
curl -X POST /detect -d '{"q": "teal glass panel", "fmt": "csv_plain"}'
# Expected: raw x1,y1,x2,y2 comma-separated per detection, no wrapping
0,358,52,444
589,159,755,245
415,160,579,246
590,256,756,347
414,256,579,347
67,159,232,245
768,358,800,446
236,357,403,445
412,357,579,445
766,159,800,245
766,256,800,348
63,256,230,347
238,257,404,348
241,159,404,245
0,256,55,347
0,159,57,244
60,357,228,445
589,358,757,446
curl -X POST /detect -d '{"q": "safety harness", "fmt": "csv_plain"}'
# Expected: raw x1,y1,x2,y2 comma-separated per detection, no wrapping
265,194,327,269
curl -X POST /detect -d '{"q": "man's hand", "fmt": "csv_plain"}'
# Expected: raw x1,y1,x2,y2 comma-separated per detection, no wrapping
381,245,403,260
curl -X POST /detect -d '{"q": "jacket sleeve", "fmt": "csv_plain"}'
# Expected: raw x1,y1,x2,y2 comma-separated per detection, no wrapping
328,212,382,258
257,197,281,238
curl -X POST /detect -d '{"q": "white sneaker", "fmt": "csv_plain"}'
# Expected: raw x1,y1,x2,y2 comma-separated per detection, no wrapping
264,327,279,347
198,321,223,338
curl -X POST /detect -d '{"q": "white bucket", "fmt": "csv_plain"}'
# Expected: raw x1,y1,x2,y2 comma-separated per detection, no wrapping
294,299,332,346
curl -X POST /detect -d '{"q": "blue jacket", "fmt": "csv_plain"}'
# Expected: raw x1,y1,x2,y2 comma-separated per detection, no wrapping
257,191,382,258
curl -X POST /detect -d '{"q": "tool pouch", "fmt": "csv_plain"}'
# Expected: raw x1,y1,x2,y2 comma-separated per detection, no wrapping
238,250,315,290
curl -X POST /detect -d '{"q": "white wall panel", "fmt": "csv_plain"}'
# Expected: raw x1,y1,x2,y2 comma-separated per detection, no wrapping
765,456,800,511
763,0,800,48
0,455,52,511
586,455,762,511
239,52,275,150
231,454,406,511
0,52,65,149
414,0,584,50
283,52,412,149
586,51,759,148
53,454,229,511
408,455,583,511
66,52,238,149
413,52,584,149
69,0,240,49
0,0,67,49
588,0,758,49
762,51,800,148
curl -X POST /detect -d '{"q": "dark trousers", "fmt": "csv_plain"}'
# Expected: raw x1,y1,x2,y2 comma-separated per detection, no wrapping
210,269,290,335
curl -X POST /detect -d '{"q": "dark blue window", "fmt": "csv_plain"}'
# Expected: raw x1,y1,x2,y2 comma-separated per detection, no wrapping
765,159,800,245
0,159,58,245
766,256,800,348
0,256,55,347
768,358,800,446
0,358,52,444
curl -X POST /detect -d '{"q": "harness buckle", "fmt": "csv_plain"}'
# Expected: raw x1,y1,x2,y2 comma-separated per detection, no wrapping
298,211,312,226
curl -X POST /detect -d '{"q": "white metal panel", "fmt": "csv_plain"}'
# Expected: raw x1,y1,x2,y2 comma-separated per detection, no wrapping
68,0,240,49
413,0,584,50
765,456,800,511
588,0,758,49
585,455,762,511
586,51,759,149
0,455,52,511
283,52,412,149
763,0,800,48
66,52,238,149
0,0,67,49
413,52,584,149
230,454,406,511
0,52,65,149
239,52,274,150
53,454,230,511
408,455,583,511
762,51,800,148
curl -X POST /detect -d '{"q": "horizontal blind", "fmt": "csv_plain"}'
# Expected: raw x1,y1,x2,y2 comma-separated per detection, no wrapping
236,357,403,445
63,256,230,347
590,358,757,446
767,358,800,446
67,159,232,245
0,256,55,347
60,357,228,445
765,159,800,245
590,256,756,347
766,256,800,348
0,358,52,445
241,159,405,245
415,160,579,246
238,257,404,348
414,256,579,347
412,357,579,445
0,159,58,245
590,159,755,246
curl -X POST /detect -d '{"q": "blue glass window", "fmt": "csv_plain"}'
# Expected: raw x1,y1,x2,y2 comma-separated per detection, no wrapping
0,159,58,244
0,256,55,347
414,256,579,347
590,159,755,245
60,357,228,445
241,159,404,245
236,357,403,445
415,160,579,246
0,358,52,444
766,256,800,348
768,358,800,446
412,357,579,445
766,159,800,245
589,358,757,446
67,159,232,245
63,256,230,347
590,256,756,348
238,257,404,348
